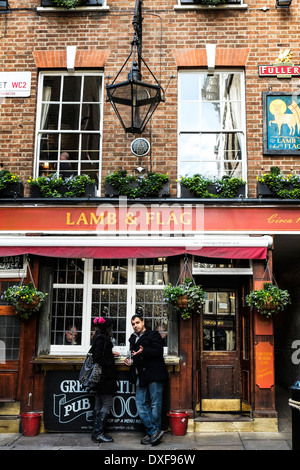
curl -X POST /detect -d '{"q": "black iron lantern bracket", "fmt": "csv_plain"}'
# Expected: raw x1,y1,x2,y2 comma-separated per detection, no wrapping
106,0,165,134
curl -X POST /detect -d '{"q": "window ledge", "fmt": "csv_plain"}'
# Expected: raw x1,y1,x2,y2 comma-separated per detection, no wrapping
32,354,180,367
36,5,109,12
174,4,248,10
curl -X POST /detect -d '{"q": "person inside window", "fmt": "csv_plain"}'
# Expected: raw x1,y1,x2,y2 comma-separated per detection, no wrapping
54,152,74,178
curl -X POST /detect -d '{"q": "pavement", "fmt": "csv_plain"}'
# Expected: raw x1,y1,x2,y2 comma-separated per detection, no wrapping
0,386,295,452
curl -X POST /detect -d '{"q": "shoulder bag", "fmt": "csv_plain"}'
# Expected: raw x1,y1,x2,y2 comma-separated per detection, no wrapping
79,348,103,391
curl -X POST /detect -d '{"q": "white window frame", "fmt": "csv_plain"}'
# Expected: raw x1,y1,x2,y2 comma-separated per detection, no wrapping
50,259,167,356
34,71,104,195
177,69,247,188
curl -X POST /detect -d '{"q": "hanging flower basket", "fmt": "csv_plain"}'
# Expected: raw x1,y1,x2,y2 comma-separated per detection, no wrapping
245,282,291,318
176,294,189,309
2,283,48,319
163,278,206,320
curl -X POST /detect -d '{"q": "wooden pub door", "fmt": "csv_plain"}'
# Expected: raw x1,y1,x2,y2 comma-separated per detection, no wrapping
196,289,243,413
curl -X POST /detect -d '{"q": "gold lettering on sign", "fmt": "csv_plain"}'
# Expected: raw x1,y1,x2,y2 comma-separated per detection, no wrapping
267,213,293,224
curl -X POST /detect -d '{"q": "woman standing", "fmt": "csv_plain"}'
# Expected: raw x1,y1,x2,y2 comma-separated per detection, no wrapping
91,316,119,443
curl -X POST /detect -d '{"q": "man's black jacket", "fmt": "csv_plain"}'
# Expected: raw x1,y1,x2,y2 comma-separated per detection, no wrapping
128,328,168,387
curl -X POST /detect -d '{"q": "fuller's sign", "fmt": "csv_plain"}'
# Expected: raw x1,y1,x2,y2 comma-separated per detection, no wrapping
259,65,300,77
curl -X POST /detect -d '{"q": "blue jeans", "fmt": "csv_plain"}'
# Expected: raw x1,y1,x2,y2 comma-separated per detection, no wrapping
135,377,164,436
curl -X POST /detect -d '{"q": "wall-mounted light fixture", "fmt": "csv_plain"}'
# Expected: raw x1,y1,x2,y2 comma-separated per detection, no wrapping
276,0,292,7
106,0,165,134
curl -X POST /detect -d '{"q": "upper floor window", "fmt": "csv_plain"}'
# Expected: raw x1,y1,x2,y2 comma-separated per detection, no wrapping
35,72,103,192
178,70,246,181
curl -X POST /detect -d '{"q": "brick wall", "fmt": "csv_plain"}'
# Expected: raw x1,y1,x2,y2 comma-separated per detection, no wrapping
0,0,300,196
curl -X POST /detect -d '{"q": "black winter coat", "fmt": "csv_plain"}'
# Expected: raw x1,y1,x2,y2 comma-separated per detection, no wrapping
91,330,117,395
128,328,168,387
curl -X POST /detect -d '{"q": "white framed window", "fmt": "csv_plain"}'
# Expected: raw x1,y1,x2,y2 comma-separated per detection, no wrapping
50,258,169,356
35,71,103,192
178,70,246,182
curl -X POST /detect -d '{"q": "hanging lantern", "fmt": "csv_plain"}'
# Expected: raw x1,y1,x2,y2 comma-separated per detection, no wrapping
106,0,165,134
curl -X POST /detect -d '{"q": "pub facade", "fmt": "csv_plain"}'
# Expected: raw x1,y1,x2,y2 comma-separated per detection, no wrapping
0,0,300,434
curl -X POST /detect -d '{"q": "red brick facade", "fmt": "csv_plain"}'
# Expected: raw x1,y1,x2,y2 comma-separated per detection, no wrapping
0,0,299,194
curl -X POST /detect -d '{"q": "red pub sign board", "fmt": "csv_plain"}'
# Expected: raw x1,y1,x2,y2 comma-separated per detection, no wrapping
0,205,300,233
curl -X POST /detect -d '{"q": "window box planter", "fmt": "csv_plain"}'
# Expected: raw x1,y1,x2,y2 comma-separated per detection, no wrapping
181,184,245,198
257,182,275,198
180,175,246,198
30,184,95,198
256,167,300,199
40,0,104,6
0,182,24,198
28,174,96,198
104,171,170,198
105,181,138,198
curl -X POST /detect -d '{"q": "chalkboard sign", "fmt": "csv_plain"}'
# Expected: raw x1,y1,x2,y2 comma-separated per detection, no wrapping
43,369,143,432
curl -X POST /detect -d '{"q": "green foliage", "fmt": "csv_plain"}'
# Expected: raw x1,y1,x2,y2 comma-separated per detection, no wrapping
105,170,170,198
163,278,206,320
245,282,291,318
0,170,20,193
180,174,246,198
28,174,95,198
3,282,48,319
195,0,226,5
53,0,83,8
257,167,300,198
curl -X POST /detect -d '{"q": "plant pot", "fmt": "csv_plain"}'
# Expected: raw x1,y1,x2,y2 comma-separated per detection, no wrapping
105,182,121,197
177,295,189,308
257,182,275,198
29,186,42,198
0,183,24,198
85,184,96,197
207,184,219,195
236,185,246,197
180,186,195,198
18,296,40,311
104,181,138,197
158,182,170,197
264,298,276,310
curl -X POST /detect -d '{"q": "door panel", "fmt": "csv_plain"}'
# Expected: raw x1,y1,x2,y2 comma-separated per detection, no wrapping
199,290,241,412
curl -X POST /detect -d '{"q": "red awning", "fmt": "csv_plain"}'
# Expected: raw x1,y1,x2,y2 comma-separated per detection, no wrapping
0,245,268,259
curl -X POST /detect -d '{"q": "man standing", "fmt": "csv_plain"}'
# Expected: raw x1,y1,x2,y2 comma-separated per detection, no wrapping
125,314,168,446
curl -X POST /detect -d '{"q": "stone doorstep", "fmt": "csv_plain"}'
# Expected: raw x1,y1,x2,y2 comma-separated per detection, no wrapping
0,416,20,433
191,417,278,433
1,415,278,434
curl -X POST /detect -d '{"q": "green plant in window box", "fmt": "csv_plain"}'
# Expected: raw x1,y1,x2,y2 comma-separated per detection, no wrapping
104,170,170,198
163,278,206,320
180,174,246,198
2,283,48,319
0,169,23,197
52,0,85,8
245,282,291,318
28,174,96,198
194,0,227,5
257,166,300,199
